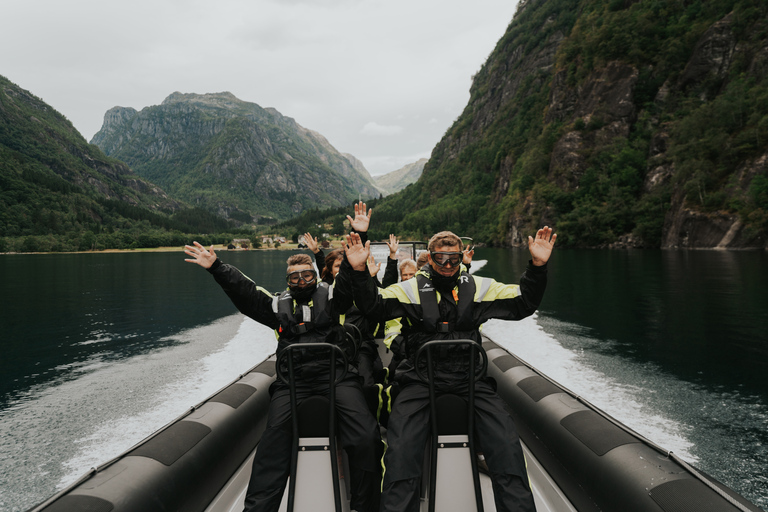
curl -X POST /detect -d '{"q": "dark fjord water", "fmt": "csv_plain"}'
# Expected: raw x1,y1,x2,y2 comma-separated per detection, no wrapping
0,249,766,510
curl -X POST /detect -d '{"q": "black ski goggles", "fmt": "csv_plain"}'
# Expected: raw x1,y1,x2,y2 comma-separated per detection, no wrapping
286,269,317,285
430,252,462,268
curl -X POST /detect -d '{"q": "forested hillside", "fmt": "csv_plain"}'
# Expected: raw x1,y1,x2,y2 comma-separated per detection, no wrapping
91,92,381,223
0,76,244,252
359,0,768,248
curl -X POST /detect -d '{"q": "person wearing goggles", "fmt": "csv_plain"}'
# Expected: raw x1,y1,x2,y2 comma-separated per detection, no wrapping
429,251,462,268
343,226,556,512
286,268,317,286
183,236,381,512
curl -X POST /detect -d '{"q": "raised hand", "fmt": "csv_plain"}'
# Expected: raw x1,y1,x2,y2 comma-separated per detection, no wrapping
463,248,475,265
184,241,217,269
344,232,370,271
386,234,399,258
528,226,557,267
303,232,319,253
368,255,382,277
346,200,372,233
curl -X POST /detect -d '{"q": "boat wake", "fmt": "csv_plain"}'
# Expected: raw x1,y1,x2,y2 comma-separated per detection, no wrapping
483,316,697,462
57,315,276,488
0,314,277,512
484,315,768,508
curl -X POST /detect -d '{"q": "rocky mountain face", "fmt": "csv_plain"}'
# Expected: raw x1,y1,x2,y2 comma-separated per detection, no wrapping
374,0,768,249
374,158,427,195
91,92,380,222
0,75,178,212
1,74,184,245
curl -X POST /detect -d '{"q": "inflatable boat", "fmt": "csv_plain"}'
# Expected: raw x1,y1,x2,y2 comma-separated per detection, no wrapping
27,333,763,512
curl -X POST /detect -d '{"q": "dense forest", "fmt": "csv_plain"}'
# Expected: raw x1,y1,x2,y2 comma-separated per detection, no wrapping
0,76,250,252
325,0,768,248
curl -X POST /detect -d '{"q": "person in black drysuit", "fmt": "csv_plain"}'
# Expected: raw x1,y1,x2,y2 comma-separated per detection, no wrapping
342,227,556,512
384,244,474,384
184,242,381,512
315,205,398,416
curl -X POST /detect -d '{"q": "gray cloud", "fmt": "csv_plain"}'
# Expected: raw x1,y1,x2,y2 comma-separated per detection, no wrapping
1,0,518,175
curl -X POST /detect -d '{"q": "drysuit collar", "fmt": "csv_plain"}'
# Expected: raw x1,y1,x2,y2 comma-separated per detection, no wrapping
289,282,317,301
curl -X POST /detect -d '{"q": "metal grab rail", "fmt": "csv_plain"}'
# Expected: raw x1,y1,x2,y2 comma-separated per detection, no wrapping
414,339,487,512
276,343,349,512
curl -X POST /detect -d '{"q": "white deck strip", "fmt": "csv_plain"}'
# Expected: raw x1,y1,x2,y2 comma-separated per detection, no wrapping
204,440,577,512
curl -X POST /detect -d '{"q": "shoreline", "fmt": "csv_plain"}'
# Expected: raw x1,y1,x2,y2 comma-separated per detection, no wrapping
0,242,348,255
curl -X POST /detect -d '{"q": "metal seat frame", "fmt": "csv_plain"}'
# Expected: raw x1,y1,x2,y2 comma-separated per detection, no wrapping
415,339,488,512
276,343,349,512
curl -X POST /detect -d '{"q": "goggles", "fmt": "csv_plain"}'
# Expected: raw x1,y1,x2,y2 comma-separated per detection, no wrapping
430,252,462,268
286,269,317,285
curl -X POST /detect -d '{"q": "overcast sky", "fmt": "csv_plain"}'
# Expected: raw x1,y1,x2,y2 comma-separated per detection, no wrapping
2,0,519,175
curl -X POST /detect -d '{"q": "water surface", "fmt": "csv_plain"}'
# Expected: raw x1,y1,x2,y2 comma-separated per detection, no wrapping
1,248,766,510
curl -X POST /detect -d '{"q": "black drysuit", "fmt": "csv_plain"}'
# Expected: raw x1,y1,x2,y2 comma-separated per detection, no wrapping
206,259,381,512
345,262,548,512
317,234,398,390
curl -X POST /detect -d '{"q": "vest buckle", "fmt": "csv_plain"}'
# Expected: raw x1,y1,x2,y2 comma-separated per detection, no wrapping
437,322,451,333
292,323,310,334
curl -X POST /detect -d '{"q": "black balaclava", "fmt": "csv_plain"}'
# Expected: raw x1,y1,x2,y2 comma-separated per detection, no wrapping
289,282,317,302
429,267,460,294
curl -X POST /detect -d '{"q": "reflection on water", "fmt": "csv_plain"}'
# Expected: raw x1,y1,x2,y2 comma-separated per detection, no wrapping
474,247,768,508
0,251,291,406
1,248,766,510
473,248,768,401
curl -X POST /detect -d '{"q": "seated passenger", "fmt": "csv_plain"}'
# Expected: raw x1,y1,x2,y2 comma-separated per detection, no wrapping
184,244,380,512
398,259,417,282
321,203,395,395
415,251,430,271
342,227,556,512
383,258,416,384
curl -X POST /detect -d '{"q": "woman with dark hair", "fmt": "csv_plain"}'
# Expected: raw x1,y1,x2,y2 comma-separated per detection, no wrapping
321,248,344,284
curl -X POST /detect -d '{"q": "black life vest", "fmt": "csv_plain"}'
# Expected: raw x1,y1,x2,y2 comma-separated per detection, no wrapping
274,282,335,339
415,270,476,333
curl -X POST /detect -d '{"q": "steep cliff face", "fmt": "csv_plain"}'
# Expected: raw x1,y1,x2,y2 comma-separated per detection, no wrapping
0,75,178,212
92,92,379,221
372,0,768,249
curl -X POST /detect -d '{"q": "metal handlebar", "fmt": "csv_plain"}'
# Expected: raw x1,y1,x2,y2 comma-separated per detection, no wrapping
276,343,349,386
413,339,488,384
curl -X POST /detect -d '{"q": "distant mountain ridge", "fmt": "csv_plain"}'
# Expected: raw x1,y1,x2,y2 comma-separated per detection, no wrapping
374,158,427,195
91,92,380,222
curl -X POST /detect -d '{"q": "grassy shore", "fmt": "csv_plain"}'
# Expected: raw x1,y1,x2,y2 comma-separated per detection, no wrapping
2,239,353,255
79,240,347,254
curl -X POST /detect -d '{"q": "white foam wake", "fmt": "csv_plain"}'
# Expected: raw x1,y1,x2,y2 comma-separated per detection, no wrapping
56,315,276,488
482,316,697,462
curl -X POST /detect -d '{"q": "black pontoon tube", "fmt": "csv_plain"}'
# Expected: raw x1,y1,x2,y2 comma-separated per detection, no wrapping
482,336,762,512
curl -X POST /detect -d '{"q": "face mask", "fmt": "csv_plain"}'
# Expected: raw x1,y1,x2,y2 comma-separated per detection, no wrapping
430,269,459,293
289,282,317,301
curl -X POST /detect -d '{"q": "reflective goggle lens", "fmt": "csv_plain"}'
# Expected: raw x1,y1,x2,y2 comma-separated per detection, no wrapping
430,252,462,267
287,270,317,284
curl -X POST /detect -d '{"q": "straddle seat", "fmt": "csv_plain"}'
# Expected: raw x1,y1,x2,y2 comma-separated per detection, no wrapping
415,340,488,512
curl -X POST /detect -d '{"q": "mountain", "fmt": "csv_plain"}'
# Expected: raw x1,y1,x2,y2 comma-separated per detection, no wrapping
91,92,380,222
374,159,427,196
0,75,232,252
366,0,768,249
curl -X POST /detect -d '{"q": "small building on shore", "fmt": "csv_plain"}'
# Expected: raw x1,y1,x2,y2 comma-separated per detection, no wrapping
229,239,251,250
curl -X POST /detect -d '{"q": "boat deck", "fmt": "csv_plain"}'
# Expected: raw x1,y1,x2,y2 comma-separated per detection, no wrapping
203,437,577,512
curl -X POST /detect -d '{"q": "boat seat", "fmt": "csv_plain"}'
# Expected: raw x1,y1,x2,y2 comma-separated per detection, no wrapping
427,393,482,512
276,343,350,512
416,340,487,512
